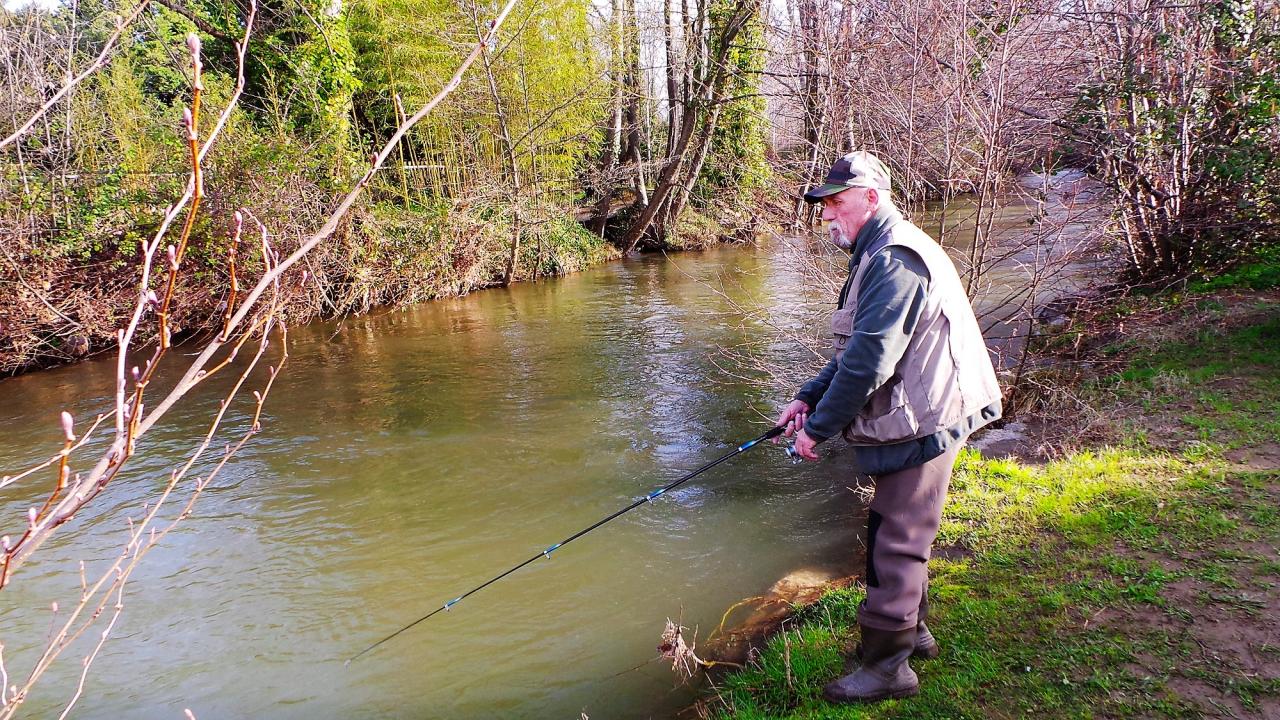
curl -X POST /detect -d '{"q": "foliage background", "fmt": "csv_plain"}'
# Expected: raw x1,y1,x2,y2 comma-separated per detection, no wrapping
0,0,772,374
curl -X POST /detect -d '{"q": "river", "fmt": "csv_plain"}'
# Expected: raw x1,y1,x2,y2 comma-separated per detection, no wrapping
0,176,1101,719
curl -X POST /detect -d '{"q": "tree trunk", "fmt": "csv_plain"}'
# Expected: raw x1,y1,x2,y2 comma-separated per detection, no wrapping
475,16,523,285
590,0,625,238
663,0,680,159
664,103,723,230
618,0,759,252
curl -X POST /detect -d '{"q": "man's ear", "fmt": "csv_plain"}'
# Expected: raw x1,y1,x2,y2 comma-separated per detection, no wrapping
866,188,879,208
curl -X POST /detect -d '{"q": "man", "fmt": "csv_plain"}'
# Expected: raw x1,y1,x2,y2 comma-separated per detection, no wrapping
776,151,1002,703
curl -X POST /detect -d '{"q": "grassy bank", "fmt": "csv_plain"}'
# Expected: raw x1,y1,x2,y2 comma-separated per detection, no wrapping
0,189,765,377
0,0,775,378
704,287,1280,718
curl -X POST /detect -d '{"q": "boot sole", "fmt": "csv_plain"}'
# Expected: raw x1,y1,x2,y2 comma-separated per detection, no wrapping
823,685,919,704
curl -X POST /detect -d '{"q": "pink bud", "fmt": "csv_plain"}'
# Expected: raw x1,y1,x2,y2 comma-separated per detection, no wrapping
131,366,141,381
185,33,202,57
300,270,309,284
147,289,159,306
2,536,10,551
234,210,244,228
182,108,196,140
28,507,37,528
60,411,75,442
168,245,178,269
51,601,58,613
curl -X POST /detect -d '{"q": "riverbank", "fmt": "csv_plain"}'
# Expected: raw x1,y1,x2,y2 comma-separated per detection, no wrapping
697,267,1280,718
0,191,770,377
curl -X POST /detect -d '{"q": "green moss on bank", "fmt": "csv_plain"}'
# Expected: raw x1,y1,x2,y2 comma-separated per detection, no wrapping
710,303,1280,719
1189,247,1280,293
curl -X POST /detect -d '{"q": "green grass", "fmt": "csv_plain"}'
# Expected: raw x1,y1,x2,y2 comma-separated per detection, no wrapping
712,462,1279,719
709,307,1280,719
1095,310,1280,452
1188,247,1280,292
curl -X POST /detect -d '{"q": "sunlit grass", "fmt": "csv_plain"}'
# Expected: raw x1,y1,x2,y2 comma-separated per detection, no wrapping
710,305,1280,719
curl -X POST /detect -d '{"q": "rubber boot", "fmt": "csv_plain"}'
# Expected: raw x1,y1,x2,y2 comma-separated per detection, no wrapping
855,595,940,661
914,593,941,660
823,626,919,703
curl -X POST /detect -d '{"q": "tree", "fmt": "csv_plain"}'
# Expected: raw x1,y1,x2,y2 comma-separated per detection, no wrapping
617,0,764,252
1072,0,1280,281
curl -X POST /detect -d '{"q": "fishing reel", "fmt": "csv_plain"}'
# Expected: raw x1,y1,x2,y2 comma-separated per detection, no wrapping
783,444,804,464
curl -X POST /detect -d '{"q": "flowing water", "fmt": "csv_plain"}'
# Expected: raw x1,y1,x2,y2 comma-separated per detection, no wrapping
0,177,1101,719
1,244,868,720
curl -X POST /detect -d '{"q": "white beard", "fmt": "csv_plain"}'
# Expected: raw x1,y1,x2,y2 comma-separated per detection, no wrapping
827,223,853,251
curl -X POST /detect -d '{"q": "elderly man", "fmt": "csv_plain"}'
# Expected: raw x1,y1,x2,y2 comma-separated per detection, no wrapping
776,151,1002,703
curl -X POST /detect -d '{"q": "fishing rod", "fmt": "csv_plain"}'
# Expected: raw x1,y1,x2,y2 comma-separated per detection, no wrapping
346,424,790,665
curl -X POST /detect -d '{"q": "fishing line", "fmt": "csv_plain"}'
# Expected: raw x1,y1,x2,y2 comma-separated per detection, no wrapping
346,424,789,665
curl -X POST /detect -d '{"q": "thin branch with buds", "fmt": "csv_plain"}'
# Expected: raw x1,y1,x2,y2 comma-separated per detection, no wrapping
0,1,521,714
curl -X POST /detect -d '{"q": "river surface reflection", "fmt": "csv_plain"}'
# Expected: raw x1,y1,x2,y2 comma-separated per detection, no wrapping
0,183,1098,718
1,241,868,719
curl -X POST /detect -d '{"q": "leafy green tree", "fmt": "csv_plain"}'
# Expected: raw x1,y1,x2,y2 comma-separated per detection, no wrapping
1075,0,1280,281
697,0,770,203
348,0,601,200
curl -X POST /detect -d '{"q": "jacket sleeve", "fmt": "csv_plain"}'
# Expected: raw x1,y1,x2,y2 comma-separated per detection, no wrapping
803,246,929,442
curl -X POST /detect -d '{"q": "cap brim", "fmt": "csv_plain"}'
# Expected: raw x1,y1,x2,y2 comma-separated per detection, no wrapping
802,184,850,203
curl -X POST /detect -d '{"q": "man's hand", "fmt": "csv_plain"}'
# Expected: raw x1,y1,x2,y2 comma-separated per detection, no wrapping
774,399,810,443
792,428,819,461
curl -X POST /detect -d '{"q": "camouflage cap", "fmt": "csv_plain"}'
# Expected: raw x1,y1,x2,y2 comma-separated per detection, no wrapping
803,151,892,202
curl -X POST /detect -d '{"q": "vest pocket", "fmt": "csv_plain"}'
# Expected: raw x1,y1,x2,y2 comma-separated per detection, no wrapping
830,306,856,355
843,375,921,444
